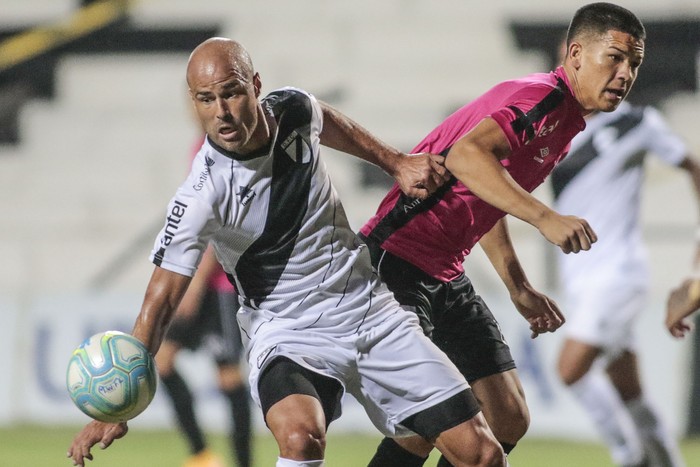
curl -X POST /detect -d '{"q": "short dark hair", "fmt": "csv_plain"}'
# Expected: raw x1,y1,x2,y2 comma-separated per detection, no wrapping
566,2,645,46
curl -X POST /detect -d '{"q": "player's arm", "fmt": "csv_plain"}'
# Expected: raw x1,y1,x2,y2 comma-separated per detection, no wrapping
318,101,448,199
444,117,597,254
131,266,192,353
68,267,192,466
479,217,564,338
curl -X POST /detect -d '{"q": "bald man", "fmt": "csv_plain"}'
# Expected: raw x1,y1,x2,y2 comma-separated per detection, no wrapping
67,38,508,467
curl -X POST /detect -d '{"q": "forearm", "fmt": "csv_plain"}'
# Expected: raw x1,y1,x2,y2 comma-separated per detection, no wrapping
479,218,530,294
132,267,191,354
319,101,402,176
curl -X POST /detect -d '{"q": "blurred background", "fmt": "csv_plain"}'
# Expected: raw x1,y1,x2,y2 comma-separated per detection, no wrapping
1,0,699,464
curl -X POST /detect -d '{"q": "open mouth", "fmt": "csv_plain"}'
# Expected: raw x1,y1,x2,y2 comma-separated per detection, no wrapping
605,88,624,101
218,126,238,140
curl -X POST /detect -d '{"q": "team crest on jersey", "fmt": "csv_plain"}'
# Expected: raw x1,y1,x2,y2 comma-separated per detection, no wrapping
281,130,312,163
534,147,550,164
237,186,256,206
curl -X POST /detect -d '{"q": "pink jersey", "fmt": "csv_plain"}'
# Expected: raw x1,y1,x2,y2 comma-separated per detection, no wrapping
360,67,585,282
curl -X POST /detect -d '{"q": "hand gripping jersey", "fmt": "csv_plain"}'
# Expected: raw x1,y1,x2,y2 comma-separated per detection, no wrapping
360,67,585,282
150,88,396,338
552,101,688,289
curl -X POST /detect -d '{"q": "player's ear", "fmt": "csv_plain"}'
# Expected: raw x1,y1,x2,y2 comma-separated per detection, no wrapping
569,42,583,69
253,72,262,97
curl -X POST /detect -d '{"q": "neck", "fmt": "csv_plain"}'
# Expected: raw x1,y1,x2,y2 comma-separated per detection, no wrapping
561,62,593,117
251,104,273,150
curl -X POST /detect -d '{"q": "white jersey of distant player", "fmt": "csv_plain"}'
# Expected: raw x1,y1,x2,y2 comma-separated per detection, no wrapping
150,87,392,340
552,101,687,290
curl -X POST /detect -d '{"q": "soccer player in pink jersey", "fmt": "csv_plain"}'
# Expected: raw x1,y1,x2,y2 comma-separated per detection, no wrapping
362,3,646,466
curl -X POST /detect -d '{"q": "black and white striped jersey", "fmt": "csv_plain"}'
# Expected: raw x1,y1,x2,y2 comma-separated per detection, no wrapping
150,87,390,335
551,101,687,287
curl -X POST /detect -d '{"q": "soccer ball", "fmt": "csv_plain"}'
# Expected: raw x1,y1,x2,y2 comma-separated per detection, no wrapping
66,330,157,423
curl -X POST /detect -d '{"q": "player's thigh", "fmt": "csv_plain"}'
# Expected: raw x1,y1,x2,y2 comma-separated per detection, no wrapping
606,350,642,400
432,411,504,466
356,314,473,438
470,369,529,435
432,289,515,382
557,338,601,385
258,357,342,434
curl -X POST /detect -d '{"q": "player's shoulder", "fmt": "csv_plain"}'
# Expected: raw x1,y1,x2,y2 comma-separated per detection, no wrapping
263,87,318,120
506,70,565,94
492,70,569,113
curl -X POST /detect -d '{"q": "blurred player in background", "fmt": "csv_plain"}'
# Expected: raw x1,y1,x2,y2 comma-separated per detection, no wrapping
552,94,700,466
155,244,252,467
362,3,645,466
68,37,512,467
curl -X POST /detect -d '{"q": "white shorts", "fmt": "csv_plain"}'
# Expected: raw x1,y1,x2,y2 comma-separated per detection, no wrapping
564,282,647,359
245,307,470,437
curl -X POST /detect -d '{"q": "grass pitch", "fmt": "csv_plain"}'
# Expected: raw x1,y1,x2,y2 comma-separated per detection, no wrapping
2,424,699,466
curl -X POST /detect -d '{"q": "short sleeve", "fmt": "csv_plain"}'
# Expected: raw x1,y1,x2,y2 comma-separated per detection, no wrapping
149,185,219,277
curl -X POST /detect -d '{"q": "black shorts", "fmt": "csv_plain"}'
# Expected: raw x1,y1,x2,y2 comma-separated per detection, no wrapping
165,289,244,365
362,235,515,382
257,357,343,428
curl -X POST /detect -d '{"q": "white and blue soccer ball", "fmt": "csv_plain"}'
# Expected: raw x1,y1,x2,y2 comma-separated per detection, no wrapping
66,330,157,423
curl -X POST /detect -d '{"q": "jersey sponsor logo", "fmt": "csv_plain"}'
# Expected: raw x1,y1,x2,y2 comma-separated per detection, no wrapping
402,196,424,213
161,200,188,246
525,119,560,146
237,186,256,206
537,120,559,138
193,156,215,191
281,130,311,163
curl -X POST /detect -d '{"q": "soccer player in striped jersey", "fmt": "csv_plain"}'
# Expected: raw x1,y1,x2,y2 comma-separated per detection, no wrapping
553,100,700,466
68,38,511,467
362,3,646,466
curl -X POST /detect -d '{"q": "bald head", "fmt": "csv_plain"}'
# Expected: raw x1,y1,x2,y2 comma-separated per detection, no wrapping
186,37,255,89
186,38,268,155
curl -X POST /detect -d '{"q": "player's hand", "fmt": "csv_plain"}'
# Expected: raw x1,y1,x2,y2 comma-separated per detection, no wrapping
394,153,450,199
67,420,128,466
665,278,700,338
536,212,597,254
510,283,565,338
